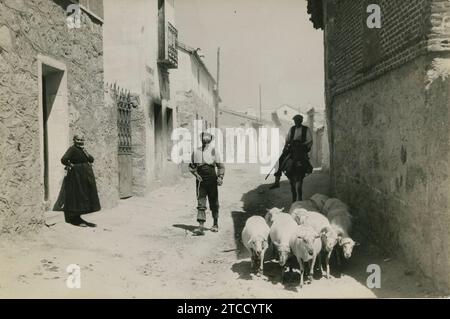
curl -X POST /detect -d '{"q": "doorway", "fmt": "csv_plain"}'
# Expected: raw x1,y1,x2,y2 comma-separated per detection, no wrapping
153,103,163,176
166,107,173,156
38,56,69,208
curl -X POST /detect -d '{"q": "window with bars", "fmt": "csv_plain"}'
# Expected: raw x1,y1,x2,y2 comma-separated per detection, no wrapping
158,0,178,69
167,22,178,67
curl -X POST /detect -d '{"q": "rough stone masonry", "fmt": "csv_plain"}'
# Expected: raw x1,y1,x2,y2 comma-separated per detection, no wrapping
0,0,118,234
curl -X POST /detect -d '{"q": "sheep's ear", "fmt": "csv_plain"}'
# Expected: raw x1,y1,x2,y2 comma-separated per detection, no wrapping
266,208,271,212
280,207,285,212
314,234,321,239
354,241,360,246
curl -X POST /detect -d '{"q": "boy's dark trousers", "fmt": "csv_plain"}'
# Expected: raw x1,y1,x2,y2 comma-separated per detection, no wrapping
196,165,219,223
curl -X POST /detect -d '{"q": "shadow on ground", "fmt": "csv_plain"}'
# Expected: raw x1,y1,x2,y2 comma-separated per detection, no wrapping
172,224,199,234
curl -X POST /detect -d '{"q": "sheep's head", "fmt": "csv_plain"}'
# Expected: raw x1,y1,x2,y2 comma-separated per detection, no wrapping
339,237,359,259
276,245,291,266
265,207,284,226
297,227,319,258
291,208,308,225
249,237,268,257
320,227,339,252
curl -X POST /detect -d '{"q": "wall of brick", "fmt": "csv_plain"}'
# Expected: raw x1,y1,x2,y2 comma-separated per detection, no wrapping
0,0,117,234
327,0,429,97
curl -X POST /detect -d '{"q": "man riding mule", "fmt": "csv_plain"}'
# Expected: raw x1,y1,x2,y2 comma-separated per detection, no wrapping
270,114,313,201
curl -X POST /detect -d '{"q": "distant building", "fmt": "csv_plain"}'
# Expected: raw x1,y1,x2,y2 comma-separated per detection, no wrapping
218,107,262,130
171,42,217,133
273,104,306,124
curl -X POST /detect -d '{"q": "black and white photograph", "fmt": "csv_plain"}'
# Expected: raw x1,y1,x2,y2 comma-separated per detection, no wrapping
0,0,449,300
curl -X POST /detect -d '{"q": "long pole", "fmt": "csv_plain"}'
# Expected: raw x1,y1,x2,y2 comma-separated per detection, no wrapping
215,47,220,128
259,84,262,122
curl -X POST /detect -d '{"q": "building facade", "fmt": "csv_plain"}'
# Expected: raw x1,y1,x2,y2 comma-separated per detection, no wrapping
273,104,306,124
309,0,450,292
0,0,117,233
219,107,264,130
171,42,217,134
104,0,179,196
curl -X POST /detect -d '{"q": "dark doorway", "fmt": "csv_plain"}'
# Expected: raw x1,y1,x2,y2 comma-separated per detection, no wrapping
166,107,173,156
154,103,163,175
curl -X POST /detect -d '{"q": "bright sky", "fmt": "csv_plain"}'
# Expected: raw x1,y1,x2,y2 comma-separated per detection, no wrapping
175,0,325,114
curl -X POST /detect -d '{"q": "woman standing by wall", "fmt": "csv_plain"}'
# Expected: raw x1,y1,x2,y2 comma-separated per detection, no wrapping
54,134,101,227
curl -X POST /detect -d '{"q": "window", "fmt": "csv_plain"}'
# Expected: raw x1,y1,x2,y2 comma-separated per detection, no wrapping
158,0,178,69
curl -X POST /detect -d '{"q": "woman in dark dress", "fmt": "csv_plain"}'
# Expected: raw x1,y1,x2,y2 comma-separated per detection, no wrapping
56,134,101,227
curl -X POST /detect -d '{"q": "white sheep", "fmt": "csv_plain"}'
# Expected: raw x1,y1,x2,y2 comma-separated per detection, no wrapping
290,208,329,234
328,208,359,263
264,207,285,227
322,198,349,216
328,208,353,234
241,216,270,275
289,200,319,214
290,208,339,279
310,194,329,212
289,225,322,287
269,213,298,282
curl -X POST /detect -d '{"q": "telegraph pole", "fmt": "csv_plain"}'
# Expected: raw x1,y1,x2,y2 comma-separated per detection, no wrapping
259,84,262,123
215,47,220,128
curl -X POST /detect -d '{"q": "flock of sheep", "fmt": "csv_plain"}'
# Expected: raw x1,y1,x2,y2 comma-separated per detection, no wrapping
241,194,359,288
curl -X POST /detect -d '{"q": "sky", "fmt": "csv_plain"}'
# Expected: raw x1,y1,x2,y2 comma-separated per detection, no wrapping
175,0,325,114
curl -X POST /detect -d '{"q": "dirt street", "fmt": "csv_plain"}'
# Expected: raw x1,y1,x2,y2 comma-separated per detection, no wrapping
0,164,440,298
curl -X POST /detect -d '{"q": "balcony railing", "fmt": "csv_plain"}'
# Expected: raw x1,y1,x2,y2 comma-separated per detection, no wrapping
159,22,178,69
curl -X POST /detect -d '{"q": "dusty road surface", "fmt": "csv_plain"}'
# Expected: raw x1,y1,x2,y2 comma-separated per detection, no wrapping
0,164,441,298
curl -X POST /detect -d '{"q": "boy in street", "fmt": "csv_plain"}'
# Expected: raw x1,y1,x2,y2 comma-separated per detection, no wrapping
189,132,225,236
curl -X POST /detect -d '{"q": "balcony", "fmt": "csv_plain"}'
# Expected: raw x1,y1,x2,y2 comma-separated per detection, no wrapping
158,20,178,69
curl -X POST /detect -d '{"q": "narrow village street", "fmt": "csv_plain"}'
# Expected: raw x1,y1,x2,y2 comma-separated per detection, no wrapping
0,164,438,298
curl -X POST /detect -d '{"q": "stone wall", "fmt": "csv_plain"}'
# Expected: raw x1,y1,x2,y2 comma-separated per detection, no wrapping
322,0,450,292
0,0,118,234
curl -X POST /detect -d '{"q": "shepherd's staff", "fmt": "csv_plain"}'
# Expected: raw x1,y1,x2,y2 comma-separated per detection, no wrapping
264,165,276,180
264,144,292,180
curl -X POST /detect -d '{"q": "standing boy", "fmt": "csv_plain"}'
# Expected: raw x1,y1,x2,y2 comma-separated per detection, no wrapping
189,132,225,236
